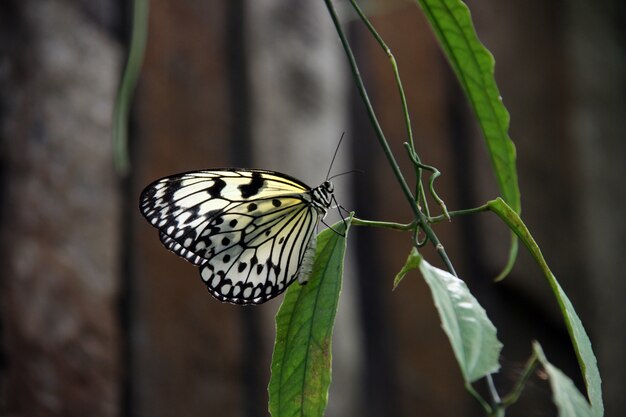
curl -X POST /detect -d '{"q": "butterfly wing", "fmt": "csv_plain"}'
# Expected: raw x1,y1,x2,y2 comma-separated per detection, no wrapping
140,169,323,304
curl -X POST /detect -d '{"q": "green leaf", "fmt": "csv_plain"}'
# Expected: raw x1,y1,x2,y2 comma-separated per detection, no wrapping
269,216,352,417
489,198,603,416
415,0,520,213
393,246,421,289
416,251,502,382
533,342,594,417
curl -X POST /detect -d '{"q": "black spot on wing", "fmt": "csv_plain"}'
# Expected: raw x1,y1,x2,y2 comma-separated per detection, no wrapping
208,178,227,198
238,172,265,198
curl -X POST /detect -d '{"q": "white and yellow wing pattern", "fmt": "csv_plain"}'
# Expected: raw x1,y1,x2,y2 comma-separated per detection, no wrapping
139,169,334,305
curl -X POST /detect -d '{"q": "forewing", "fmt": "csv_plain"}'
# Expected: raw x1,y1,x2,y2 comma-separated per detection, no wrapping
140,170,309,261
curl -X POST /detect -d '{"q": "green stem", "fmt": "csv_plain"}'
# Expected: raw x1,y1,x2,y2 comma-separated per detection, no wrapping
348,0,429,214
352,217,415,231
501,350,539,407
486,374,504,416
429,204,490,223
404,143,449,219
324,0,415,213
324,0,455,276
349,0,414,153
465,382,493,414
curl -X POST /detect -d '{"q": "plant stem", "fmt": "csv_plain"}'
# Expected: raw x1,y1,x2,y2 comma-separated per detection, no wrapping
352,217,415,231
501,350,539,407
429,204,490,223
403,143,449,219
465,382,493,414
323,0,455,275
348,0,414,152
324,0,415,212
486,374,503,416
348,0,429,214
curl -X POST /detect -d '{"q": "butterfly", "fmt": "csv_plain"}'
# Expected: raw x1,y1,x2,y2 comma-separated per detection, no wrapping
139,169,335,305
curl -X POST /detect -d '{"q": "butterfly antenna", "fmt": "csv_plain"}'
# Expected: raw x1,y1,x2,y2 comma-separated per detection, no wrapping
326,132,345,181
327,169,363,182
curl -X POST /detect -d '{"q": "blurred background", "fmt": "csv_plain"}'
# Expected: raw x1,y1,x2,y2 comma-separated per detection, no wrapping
1,0,624,416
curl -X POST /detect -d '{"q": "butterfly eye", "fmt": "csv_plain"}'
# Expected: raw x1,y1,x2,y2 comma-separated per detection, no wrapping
323,181,333,192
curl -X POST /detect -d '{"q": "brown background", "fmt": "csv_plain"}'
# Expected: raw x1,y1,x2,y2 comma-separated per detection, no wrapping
1,0,625,416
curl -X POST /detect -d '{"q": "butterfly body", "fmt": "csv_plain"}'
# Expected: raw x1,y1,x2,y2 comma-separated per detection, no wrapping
140,169,334,305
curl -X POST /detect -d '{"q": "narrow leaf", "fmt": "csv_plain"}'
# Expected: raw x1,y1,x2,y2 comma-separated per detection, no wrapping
533,342,594,417
112,0,149,175
489,198,603,416
269,216,352,417
417,252,502,382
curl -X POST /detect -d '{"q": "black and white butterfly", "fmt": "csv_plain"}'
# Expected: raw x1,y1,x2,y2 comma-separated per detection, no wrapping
139,169,335,305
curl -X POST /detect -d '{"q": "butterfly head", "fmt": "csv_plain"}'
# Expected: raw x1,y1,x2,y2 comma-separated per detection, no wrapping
310,180,334,213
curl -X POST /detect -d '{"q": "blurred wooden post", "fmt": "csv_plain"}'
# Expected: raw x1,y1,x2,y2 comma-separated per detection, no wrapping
130,1,247,416
0,1,121,416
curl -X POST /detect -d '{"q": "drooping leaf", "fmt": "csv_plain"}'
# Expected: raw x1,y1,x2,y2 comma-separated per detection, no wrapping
414,250,502,382
269,216,352,417
489,198,603,416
